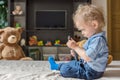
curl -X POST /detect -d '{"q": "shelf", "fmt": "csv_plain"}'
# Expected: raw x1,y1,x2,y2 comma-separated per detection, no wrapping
27,45,67,47
10,14,25,16
8,0,91,61
28,46,71,61
8,0,26,27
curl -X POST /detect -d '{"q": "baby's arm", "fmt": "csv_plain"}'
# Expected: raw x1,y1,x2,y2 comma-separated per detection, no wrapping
70,50,79,61
67,37,90,62
74,47,91,62
70,50,75,57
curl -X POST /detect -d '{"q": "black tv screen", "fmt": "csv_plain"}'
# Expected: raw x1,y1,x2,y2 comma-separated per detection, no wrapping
35,10,67,29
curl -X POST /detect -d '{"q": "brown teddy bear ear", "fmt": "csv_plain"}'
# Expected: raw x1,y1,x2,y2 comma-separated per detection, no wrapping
17,27,24,34
0,29,4,34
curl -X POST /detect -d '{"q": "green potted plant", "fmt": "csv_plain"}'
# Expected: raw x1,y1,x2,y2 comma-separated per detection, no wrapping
0,0,8,28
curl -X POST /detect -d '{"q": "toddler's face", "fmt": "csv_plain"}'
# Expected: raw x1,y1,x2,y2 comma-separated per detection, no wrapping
75,20,96,38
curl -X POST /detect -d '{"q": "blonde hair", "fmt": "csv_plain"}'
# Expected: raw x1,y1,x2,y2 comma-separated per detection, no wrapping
73,4,105,29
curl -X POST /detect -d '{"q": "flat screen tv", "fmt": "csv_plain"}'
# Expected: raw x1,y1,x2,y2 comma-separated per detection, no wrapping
35,10,67,29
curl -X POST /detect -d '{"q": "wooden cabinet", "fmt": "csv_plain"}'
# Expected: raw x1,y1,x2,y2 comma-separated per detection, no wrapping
28,46,71,61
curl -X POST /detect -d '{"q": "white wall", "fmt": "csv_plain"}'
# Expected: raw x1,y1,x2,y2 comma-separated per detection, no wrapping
92,0,107,36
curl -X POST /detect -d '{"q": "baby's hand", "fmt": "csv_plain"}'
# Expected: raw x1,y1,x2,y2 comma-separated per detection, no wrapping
70,50,75,57
66,39,78,50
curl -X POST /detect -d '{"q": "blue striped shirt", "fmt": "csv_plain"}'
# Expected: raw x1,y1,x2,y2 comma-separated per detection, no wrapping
83,31,108,72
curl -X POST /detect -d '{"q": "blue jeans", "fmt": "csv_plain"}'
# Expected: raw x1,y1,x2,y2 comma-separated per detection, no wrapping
58,60,104,80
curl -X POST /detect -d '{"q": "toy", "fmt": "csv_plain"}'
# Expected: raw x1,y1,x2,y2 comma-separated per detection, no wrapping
0,27,32,60
45,41,52,46
77,39,86,48
76,40,113,65
74,35,81,42
107,55,113,64
29,35,38,46
12,5,23,15
20,38,26,46
15,22,21,28
54,40,60,46
37,40,44,46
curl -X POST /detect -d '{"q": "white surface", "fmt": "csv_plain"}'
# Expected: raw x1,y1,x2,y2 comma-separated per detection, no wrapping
92,0,108,37
0,61,119,80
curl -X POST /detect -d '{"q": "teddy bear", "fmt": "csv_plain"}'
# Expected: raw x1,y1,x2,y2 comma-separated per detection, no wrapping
76,40,113,65
12,5,23,15
0,27,32,60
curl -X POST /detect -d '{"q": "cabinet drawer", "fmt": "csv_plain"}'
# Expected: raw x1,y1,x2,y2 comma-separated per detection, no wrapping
42,47,57,54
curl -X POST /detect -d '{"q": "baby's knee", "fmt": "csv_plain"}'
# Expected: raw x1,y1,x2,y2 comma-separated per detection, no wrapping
60,65,71,76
